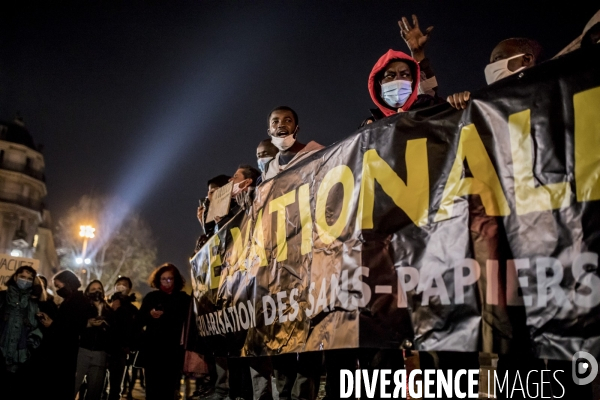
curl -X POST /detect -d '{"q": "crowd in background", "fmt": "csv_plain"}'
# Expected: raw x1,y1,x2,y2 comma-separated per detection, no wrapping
1,10,598,400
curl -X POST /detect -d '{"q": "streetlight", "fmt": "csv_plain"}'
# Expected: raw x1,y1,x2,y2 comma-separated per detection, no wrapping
79,225,95,286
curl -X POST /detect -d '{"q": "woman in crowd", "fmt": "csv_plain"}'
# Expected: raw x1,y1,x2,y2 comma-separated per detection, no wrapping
37,269,89,399
0,266,44,398
75,280,114,400
28,276,59,399
138,263,191,400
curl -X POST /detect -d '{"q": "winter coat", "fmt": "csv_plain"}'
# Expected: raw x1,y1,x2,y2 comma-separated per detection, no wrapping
45,290,88,352
79,299,115,352
137,289,190,367
108,293,139,355
0,284,42,372
263,140,325,180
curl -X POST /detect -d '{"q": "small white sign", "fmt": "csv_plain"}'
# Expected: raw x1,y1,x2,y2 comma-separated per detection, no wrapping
206,181,233,223
0,254,39,290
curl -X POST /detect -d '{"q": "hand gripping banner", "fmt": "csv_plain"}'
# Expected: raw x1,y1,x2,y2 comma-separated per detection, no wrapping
190,46,600,360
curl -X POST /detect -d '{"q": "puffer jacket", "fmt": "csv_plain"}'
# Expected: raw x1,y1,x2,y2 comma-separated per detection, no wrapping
0,284,42,372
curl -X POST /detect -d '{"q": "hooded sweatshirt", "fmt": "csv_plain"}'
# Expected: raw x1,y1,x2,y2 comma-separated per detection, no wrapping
368,49,422,117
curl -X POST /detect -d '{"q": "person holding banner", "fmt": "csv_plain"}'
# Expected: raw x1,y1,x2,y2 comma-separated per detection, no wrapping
262,106,324,181
362,14,444,126
446,37,543,109
256,138,278,184
259,107,323,400
363,47,444,126
0,265,43,399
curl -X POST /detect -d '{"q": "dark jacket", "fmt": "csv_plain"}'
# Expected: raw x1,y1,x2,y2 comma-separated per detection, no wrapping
108,293,138,354
46,290,88,351
362,49,445,126
79,300,114,352
44,290,89,399
0,285,42,372
138,289,190,366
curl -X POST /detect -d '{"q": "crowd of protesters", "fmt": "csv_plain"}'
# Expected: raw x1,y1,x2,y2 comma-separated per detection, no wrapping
1,10,597,400
0,263,192,400
186,11,600,400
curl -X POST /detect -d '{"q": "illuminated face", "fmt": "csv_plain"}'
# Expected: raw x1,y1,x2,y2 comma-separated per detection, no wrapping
160,271,175,290
268,110,297,138
207,183,220,202
380,61,413,84
256,142,278,160
490,41,530,72
230,169,249,186
88,282,103,296
54,279,64,290
17,270,34,282
115,279,131,295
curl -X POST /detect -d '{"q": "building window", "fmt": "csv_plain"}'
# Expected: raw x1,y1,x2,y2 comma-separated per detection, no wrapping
33,234,39,248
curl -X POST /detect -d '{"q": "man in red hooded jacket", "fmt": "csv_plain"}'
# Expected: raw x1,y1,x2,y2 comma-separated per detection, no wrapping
361,15,445,126
362,48,445,126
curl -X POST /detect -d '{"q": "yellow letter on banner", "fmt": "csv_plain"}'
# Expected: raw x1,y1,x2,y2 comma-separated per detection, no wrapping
208,235,222,289
435,124,510,222
575,87,600,202
249,209,267,267
298,184,314,255
315,165,355,245
357,139,429,229
229,225,250,271
509,109,571,214
268,191,296,262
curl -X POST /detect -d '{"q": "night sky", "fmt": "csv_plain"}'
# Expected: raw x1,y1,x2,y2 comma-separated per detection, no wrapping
1,1,596,278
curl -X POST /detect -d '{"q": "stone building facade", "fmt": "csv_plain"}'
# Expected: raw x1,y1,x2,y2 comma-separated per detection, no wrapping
0,115,58,278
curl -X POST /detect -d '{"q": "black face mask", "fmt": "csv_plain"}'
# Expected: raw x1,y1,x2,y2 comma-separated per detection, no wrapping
56,287,72,299
87,291,104,302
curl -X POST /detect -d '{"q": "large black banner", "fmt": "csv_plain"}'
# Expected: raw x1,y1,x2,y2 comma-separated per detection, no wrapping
190,46,600,360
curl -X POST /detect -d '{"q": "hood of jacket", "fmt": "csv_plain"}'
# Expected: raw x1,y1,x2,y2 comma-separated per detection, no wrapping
368,49,421,117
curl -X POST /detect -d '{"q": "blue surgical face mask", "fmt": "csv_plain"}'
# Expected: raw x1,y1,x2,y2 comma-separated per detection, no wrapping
17,278,32,290
257,156,273,173
381,79,413,109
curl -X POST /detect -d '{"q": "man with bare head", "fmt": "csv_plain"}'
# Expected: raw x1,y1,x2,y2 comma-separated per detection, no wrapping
256,138,278,183
447,37,543,109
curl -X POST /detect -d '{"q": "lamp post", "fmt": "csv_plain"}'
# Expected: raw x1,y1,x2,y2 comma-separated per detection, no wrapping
77,225,95,286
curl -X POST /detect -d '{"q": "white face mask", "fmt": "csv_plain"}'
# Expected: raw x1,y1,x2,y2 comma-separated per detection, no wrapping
270,133,296,151
381,79,413,109
231,180,248,196
257,156,273,173
484,53,525,85
115,284,128,295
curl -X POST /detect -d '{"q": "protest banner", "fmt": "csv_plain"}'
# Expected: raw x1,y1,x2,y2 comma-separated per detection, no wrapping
0,253,40,290
190,46,600,360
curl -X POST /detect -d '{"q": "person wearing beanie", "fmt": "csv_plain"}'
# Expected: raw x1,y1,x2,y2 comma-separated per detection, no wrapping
37,269,89,399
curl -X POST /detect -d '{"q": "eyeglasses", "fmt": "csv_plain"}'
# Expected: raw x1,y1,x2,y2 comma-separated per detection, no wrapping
160,277,174,282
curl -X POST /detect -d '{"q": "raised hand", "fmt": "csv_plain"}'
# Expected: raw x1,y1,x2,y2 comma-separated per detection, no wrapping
399,14,433,62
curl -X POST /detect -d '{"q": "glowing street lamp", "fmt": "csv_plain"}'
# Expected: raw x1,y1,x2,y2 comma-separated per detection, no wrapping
80,225,95,239
78,225,95,285
79,225,95,260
